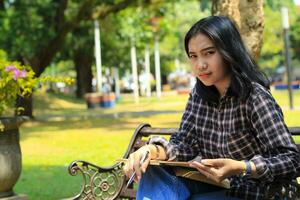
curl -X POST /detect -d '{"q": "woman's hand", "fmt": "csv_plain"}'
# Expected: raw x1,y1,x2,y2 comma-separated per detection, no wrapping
189,158,246,183
123,145,152,183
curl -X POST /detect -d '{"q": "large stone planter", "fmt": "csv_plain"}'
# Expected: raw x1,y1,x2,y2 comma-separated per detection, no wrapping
0,117,27,198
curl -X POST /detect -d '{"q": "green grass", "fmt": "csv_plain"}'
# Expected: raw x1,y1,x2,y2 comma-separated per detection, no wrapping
14,90,300,199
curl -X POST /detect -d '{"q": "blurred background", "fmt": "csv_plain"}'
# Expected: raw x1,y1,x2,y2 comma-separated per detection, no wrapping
0,0,299,111
0,0,299,199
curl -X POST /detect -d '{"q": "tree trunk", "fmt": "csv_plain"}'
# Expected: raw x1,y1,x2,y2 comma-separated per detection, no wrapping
212,0,241,26
212,0,264,61
239,0,264,61
74,49,93,98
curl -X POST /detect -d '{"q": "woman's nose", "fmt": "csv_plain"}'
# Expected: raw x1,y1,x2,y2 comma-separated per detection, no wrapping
196,61,208,71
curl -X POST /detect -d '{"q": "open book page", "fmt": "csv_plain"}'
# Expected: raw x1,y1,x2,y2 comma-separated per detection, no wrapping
116,158,192,167
116,159,230,189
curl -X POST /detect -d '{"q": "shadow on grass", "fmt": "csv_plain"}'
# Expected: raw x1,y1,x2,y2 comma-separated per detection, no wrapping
14,165,82,200
19,118,136,141
34,92,85,107
19,111,182,141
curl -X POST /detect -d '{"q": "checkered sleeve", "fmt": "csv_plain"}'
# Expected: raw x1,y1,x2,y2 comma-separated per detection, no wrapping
148,89,200,161
248,87,300,182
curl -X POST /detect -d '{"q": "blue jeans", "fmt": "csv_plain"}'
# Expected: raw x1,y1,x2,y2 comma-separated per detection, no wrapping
137,166,241,200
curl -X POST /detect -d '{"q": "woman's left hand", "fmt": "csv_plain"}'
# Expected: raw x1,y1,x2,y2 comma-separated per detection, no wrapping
189,158,245,183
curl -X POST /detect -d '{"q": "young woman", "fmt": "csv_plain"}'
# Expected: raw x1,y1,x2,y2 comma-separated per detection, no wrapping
123,16,300,200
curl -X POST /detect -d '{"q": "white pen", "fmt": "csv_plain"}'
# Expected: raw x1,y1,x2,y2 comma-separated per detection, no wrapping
126,150,150,188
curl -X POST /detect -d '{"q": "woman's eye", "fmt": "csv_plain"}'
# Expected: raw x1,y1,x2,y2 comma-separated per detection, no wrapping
189,55,197,58
205,51,214,56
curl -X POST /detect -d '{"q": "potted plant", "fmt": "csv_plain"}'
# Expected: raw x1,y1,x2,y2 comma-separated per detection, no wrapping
0,60,41,198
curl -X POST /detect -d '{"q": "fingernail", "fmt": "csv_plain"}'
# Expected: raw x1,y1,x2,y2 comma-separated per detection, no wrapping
201,159,207,163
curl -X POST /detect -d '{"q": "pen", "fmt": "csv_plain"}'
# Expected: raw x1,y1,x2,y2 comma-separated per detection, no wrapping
126,150,150,188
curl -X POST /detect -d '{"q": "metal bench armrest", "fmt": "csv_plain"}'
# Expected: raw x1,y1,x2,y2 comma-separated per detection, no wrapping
67,160,125,200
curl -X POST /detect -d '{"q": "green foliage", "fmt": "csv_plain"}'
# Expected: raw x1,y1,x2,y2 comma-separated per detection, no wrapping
0,49,6,60
0,60,38,116
4,0,300,93
158,1,210,73
259,5,283,70
43,61,76,78
101,1,210,77
0,1,57,60
259,0,299,71
39,76,74,86
290,15,300,61
0,59,74,116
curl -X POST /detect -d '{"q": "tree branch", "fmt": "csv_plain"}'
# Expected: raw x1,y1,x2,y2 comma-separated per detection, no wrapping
29,0,154,76
29,0,96,75
92,0,136,19
0,0,4,10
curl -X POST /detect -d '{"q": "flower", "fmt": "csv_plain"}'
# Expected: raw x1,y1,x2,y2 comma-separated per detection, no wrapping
0,60,74,117
0,60,38,116
5,65,28,80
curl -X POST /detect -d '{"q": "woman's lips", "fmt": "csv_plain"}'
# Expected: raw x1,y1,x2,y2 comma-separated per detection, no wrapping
198,72,212,78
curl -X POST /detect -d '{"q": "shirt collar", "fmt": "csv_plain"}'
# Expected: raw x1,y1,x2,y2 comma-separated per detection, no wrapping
195,78,238,105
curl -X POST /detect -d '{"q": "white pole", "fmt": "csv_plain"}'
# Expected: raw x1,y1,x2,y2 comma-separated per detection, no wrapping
281,7,293,109
175,58,180,70
145,45,151,98
281,7,289,29
113,67,120,99
131,41,139,103
94,20,102,93
154,36,161,98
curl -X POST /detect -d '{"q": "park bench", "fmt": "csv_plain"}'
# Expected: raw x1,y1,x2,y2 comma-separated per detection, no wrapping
66,123,300,200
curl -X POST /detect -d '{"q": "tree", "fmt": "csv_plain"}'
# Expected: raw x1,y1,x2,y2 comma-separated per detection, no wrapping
108,1,210,79
212,0,264,61
0,0,282,117
27,0,150,77
0,0,160,116
291,15,300,62
260,0,299,74
55,20,94,98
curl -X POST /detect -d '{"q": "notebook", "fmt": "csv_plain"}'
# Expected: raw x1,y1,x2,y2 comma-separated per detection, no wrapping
117,158,230,189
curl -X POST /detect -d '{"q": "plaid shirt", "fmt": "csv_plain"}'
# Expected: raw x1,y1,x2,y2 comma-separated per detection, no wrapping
149,82,300,199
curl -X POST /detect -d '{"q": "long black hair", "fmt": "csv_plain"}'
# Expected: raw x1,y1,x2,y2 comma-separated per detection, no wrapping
184,16,270,102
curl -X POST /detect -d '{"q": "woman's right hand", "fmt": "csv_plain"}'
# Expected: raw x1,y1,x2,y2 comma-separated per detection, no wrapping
123,145,153,183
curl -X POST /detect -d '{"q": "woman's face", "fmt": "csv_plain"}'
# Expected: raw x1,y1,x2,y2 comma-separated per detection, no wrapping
188,33,231,95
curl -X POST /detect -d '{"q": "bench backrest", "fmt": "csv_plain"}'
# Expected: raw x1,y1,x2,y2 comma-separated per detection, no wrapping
124,124,300,157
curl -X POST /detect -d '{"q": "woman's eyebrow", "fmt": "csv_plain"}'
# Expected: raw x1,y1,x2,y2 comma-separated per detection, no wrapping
200,46,215,52
188,46,215,55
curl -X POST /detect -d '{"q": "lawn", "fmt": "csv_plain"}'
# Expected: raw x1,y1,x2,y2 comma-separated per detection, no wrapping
14,90,300,199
